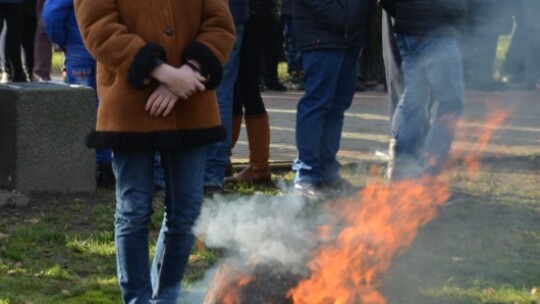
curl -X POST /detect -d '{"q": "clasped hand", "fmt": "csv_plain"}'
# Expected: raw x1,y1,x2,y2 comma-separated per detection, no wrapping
146,64,206,117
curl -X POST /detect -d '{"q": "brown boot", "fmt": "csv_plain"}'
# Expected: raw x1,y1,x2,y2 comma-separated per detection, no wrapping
225,113,271,184
225,114,243,177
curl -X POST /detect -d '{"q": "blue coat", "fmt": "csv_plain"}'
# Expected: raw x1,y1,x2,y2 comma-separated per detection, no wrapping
293,0,374,51
42,0,95,67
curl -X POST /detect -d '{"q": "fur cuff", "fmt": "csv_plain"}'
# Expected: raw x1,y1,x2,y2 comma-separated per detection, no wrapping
182,42,223,90
128,43,166,90
85,126,226,150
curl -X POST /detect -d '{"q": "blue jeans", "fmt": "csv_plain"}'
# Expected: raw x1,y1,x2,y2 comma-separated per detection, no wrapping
293,47,360,186
113,147,206,304
204,23,245,187
391,35,465,178
67,63,113,165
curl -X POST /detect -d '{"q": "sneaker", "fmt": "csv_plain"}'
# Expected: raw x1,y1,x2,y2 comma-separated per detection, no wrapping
293,182,326,201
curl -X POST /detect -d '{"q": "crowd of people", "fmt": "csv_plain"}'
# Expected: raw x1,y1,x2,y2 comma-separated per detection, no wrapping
0,0,539,303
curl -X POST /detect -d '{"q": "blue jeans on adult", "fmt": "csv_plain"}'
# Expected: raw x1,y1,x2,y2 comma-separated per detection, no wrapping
204,23,245,187
113,146,206,304
391,34,465,178
293,47,360,186
67,63,113,165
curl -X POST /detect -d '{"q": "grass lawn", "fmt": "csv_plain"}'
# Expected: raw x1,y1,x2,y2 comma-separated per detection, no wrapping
1,157,539,303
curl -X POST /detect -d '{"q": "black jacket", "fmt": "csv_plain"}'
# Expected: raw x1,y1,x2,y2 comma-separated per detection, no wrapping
293,0,375,51
229,0,249,24
380,0,467,36
282,0,292,15
250,0,280,19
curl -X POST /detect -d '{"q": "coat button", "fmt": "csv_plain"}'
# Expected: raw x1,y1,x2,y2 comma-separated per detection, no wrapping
164,27,174,36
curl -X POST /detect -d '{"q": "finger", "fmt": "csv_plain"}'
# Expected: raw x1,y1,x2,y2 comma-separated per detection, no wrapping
163,99,176,117
146,91,159,111
150,96,163,116
194,73,206,82
195,81,205,92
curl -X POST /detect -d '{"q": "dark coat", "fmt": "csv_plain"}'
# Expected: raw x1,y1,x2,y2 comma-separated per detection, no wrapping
380,0,467,36
292,0,375,51
282,0,292,15
250,0,280,19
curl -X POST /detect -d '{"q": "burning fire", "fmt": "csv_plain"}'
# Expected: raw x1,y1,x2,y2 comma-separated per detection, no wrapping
288,178,450,304
204,263,254,304
288,110,509,304
205,109,509,304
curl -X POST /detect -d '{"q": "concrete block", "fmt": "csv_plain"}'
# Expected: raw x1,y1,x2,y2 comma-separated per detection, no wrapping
0,191,29,207
0,82,96,193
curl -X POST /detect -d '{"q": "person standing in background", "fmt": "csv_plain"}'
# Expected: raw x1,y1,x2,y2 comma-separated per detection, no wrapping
203,0,249,195
21,0,37,80
33,0,52,81
43,0,115,188
261,0,287,92
381,0,467,180
462,0,513,91
520,0,540,89
0,0,27,82
282,0,304,90
292,0,374,197
224,0,280,184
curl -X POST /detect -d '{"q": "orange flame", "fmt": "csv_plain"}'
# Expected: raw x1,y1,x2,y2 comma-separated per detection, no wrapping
458,111,510,176
288,109,509,304
204,263,254,304
288,178,449,304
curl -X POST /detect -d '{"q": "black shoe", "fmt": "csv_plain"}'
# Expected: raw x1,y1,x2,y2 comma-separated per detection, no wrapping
324,178,360,198
97,163,115,189
154,184,165,194
265,81,287,92
203,185,223,197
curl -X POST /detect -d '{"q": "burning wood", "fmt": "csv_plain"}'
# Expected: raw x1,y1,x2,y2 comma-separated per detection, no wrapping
204,263,302,304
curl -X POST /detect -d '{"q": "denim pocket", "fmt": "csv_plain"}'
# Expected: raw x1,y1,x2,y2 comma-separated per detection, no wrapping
69,67,94,87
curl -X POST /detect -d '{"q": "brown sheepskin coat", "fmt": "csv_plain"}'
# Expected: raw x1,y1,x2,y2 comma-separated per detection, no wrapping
74,0,235,150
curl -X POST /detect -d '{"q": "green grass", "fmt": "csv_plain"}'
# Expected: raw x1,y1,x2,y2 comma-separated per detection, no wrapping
2,159,538,303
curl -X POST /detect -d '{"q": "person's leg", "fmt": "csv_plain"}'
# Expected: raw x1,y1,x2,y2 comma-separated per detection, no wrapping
67,62,114,187
263,15,286,91
33,0,52,81
293,49,345,187
284,14,303,88
1,3,26,82
151,146,206,302
204,23,245,189
381,11,403,117
423,37,465,175
21,8,37,78
225,16,276,183
320,47,360,185
523,29,540,89
390,34,431,180
113,149,155,303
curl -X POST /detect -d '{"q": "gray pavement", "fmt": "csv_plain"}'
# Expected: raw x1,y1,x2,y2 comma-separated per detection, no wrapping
231,89,540,166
